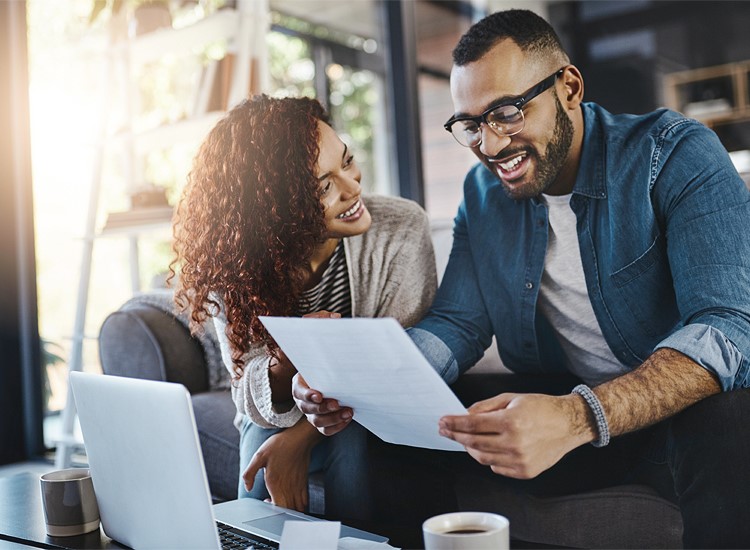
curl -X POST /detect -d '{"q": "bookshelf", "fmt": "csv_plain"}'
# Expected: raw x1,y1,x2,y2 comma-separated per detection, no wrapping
55,0,269,468
663,60,750,154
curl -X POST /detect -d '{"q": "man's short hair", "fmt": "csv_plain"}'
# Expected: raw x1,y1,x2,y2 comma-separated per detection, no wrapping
453,9,568,66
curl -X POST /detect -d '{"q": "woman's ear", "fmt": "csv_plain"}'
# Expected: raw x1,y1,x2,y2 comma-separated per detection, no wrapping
559,65,584,110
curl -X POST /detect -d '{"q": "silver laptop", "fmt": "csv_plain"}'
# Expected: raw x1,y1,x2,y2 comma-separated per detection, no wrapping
70,371,387,549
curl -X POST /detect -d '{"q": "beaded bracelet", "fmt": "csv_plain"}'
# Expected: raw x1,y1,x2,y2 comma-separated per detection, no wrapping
571,384,610,448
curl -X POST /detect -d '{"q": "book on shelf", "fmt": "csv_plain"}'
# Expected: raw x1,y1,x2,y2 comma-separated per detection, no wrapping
101,206,174,234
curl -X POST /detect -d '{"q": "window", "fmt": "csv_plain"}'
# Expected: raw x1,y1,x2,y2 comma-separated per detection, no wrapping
27,0,393,451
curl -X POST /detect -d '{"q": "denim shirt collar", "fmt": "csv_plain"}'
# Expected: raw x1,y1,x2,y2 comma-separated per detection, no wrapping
572,103,608,200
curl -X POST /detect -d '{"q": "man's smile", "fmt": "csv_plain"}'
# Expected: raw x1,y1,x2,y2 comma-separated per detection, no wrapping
489,150,532,183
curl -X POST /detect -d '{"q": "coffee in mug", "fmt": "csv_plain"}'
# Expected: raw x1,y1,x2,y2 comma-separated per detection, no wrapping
444,527,488,534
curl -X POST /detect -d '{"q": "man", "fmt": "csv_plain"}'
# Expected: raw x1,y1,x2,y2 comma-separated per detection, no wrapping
294,9,750,547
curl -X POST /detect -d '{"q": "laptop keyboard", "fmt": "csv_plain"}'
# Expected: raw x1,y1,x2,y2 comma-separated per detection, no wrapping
217,521,279,549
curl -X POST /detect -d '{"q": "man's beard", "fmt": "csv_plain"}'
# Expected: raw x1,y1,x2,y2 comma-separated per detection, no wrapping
502,94,574,199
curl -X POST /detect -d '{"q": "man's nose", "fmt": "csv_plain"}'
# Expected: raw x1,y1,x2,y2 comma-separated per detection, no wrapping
478,124,512,158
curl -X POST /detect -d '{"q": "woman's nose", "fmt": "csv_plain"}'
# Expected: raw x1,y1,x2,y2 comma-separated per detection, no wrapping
339,174,361,198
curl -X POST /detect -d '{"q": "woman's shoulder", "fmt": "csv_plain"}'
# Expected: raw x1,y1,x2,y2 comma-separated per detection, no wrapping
363,194,429,228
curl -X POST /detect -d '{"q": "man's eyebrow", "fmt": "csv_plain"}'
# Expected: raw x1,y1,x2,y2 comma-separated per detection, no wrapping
317,144,349,182
453,93,522,119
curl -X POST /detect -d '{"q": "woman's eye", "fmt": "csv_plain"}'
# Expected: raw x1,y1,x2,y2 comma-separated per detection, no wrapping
344,155,354,168
321,181,332,194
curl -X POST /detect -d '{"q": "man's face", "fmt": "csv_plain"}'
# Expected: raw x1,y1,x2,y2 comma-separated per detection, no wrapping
450,39,574,199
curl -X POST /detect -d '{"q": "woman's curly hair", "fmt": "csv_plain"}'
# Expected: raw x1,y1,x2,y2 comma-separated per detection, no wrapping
171,95,330,379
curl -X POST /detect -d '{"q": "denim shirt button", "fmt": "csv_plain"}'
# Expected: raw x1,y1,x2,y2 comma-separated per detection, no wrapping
525,282,533,289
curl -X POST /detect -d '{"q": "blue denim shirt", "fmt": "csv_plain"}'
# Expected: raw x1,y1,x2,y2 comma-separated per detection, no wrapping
413,102,750,391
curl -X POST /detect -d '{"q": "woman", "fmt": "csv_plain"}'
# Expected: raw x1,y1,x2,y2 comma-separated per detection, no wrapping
171,95,436,521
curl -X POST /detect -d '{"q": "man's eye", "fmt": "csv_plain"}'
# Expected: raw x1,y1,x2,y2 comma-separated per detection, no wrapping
460,121,480,134
488,106,523,124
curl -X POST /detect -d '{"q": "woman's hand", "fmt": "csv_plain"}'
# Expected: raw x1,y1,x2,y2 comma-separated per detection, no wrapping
302,310,341,320
292,373,353,436
242,420,323,511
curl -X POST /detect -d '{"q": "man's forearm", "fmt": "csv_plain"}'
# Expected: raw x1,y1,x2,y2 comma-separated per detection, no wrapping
592,347,721,438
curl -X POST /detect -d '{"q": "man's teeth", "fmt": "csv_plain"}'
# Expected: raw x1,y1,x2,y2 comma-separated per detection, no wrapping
337,200,360,219
499,154,526,171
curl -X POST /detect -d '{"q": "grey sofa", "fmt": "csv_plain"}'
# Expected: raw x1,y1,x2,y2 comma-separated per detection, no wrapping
98,224,683,549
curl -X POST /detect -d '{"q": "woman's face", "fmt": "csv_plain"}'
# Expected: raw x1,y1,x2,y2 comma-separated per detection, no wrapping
315,121,372,238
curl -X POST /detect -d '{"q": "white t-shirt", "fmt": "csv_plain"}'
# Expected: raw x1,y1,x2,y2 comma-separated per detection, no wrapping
538,193,629,386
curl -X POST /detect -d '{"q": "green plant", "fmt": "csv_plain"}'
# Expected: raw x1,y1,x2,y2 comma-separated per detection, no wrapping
41,339,66,414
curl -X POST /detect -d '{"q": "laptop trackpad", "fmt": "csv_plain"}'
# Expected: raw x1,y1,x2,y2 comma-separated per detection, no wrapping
243,512,311,536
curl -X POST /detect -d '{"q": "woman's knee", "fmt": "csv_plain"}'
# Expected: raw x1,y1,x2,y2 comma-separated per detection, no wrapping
324,422,370,464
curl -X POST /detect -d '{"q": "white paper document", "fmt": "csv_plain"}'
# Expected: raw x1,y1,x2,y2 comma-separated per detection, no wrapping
279,520,340,550
260,316,467,452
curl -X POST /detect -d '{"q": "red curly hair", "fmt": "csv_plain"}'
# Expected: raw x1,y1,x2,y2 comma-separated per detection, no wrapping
171,95,330,379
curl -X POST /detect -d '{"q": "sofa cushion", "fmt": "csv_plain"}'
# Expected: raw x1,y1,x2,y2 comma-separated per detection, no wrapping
192,391,240,502
99,303,208,394
456,478,682,548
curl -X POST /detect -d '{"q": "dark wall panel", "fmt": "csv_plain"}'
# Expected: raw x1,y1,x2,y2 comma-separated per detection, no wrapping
0,0,44,464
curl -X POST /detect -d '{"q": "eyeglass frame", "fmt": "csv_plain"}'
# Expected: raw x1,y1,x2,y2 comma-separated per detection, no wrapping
443,67,566,147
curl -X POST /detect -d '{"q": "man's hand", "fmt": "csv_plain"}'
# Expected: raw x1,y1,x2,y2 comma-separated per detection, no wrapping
292,373,353,436
439,348,722,480
242,420,321,511
439,392,594,479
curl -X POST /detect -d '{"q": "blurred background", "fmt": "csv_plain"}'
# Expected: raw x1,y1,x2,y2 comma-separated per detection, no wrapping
4,0,750,465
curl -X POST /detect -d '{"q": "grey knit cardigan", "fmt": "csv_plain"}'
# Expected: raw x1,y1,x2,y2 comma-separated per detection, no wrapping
213,194,438,429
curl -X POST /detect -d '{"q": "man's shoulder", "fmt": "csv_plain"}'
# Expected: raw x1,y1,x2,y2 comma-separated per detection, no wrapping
584,102,707,146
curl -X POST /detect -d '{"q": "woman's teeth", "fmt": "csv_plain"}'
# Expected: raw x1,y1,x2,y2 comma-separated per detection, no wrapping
498,154,526,171
337,200,361,219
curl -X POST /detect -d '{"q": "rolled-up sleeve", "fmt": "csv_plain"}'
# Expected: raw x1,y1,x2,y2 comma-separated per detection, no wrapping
653,122,750,390
654,323,747,390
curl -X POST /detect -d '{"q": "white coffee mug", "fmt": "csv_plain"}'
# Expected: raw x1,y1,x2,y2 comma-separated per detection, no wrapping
423,511,509,550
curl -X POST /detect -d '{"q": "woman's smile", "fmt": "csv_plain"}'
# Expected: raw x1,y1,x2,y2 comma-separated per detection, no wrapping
336,199,365,221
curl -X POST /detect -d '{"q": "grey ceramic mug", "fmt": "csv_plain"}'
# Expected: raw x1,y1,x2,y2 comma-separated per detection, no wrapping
40,468,100,537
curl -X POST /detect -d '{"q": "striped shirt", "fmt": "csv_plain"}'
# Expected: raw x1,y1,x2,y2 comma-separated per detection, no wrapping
298,241,352,317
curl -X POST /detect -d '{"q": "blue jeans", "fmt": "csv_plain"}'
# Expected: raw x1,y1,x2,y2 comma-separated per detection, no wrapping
237,417,373,522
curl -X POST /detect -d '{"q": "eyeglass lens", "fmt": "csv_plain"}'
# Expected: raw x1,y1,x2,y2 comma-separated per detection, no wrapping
451,104,525,147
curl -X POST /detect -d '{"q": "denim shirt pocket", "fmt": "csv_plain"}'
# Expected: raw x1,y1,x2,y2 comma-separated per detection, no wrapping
610,235,680,338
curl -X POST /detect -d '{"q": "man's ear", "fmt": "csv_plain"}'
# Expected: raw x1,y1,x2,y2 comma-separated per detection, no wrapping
559,65,584,110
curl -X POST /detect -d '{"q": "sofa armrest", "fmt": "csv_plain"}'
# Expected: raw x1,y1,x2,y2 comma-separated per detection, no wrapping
99,301,209,394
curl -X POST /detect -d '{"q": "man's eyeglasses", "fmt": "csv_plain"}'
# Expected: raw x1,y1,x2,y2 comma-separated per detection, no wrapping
444,68,565,148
